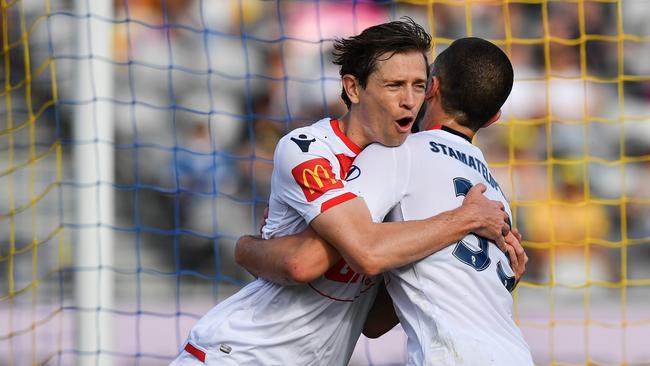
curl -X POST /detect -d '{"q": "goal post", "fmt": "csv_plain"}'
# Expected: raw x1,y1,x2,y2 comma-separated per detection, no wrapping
72,0,114,365
1,1,649,365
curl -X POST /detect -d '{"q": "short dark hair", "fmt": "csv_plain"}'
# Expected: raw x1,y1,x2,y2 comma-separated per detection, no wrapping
332,17,431,109
431,37,514,131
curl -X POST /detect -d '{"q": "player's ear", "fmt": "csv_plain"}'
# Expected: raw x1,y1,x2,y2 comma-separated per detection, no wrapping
342,74,361,105
482,110,502,128
425,76,439,100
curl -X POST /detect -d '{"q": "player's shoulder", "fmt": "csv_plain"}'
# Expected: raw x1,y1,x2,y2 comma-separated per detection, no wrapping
409,130,446,143
354,141,402,163
388,131,442,149
276,118,334,157
353,141,411,177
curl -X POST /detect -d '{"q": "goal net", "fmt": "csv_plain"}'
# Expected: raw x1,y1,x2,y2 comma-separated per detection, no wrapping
1,1,648,365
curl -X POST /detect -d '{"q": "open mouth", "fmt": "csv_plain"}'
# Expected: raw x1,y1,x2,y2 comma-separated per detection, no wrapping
396,117,414,129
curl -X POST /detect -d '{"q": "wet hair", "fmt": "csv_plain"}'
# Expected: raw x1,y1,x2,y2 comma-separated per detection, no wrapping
431,37,514,131
332,17,431,109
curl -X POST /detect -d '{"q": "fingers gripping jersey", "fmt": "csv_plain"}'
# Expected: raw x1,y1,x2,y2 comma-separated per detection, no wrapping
345,129,533,366
173,118,378,366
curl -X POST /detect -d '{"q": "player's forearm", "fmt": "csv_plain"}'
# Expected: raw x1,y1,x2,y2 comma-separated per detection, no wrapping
313,193,510,276
235,235,299,285
286,234,341,283
358,206,476,275
312,199,477,276
235,231,341,285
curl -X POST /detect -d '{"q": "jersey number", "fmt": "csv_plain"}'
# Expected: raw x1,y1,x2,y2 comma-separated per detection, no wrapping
452,178,516,292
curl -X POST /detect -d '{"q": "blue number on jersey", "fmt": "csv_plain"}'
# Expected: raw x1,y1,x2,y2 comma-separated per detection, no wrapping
452,177,516,292
453,234,491,271
497,262,516,292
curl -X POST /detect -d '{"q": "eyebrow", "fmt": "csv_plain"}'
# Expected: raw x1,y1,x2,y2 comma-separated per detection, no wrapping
380,76,427,84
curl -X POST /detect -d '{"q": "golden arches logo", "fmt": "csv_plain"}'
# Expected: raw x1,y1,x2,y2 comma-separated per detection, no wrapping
302,164,337,194
291,158,343,202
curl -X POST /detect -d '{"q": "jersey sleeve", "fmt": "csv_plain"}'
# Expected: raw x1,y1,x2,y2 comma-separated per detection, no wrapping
344,142,410,222
272,132,358,224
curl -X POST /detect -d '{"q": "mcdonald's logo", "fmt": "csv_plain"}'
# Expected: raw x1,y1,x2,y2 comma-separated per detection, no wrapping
291,158,344,202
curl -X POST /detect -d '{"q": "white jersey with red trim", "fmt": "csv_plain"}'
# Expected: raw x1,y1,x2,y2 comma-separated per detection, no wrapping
172,118,379,366
346,128,533,366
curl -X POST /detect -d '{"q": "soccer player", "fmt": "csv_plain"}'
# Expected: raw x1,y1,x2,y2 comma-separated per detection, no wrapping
241,38,533,365
351,38,533,365
171,20,511,365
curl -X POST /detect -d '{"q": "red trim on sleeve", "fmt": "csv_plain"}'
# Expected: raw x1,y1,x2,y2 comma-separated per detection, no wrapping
321,192,357,213
184,342,206,363
330,119,362,155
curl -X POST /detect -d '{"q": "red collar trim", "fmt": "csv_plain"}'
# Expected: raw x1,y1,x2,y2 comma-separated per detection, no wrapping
427,124,443,131
330,119,362,155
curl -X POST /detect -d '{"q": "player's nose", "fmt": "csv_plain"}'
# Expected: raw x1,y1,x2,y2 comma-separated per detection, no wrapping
400,87,418,110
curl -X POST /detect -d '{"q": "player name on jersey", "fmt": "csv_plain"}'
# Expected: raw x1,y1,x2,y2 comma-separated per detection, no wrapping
429,140,504,195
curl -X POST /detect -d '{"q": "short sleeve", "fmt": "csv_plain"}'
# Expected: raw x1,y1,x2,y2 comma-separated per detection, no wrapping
345,142,410,222
272,131,358,224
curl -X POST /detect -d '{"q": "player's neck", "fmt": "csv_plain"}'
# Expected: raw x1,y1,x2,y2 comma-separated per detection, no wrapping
441,120,475,140
336,113,371,149
423,115,476,141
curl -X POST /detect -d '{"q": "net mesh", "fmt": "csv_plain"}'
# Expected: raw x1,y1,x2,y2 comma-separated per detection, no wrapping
1,0,64,364
1,0,649,365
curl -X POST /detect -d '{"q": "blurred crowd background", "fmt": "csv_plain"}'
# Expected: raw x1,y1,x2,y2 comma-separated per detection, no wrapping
1,0,649,365
98,0,650,286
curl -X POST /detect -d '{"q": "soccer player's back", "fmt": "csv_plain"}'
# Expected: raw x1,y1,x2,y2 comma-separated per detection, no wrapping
353,129,531,365
398,131,524,364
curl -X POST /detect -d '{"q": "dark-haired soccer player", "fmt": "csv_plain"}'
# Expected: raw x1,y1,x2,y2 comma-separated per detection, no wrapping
172,19,516,365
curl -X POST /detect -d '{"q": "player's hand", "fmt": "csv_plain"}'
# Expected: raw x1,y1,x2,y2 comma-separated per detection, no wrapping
259,206,269,235
462,183,510,248
512,227,523,243
504,228,527,285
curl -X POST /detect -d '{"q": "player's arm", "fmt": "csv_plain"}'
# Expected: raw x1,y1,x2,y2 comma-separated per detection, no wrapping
309,142,509,276
235,227,340,285
310,188,507,276
362,280,399,338
236,181,504,283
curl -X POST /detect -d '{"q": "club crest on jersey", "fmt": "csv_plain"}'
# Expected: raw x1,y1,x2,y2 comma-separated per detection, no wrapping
290,133,316,153
291,158,343,202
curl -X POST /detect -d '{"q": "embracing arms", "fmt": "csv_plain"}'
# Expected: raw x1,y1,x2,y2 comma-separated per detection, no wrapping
308,186,508,276
236,183,513,283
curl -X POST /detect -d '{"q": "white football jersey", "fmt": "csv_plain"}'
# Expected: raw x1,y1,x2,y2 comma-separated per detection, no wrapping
172,118,379,366
346,127,533,366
